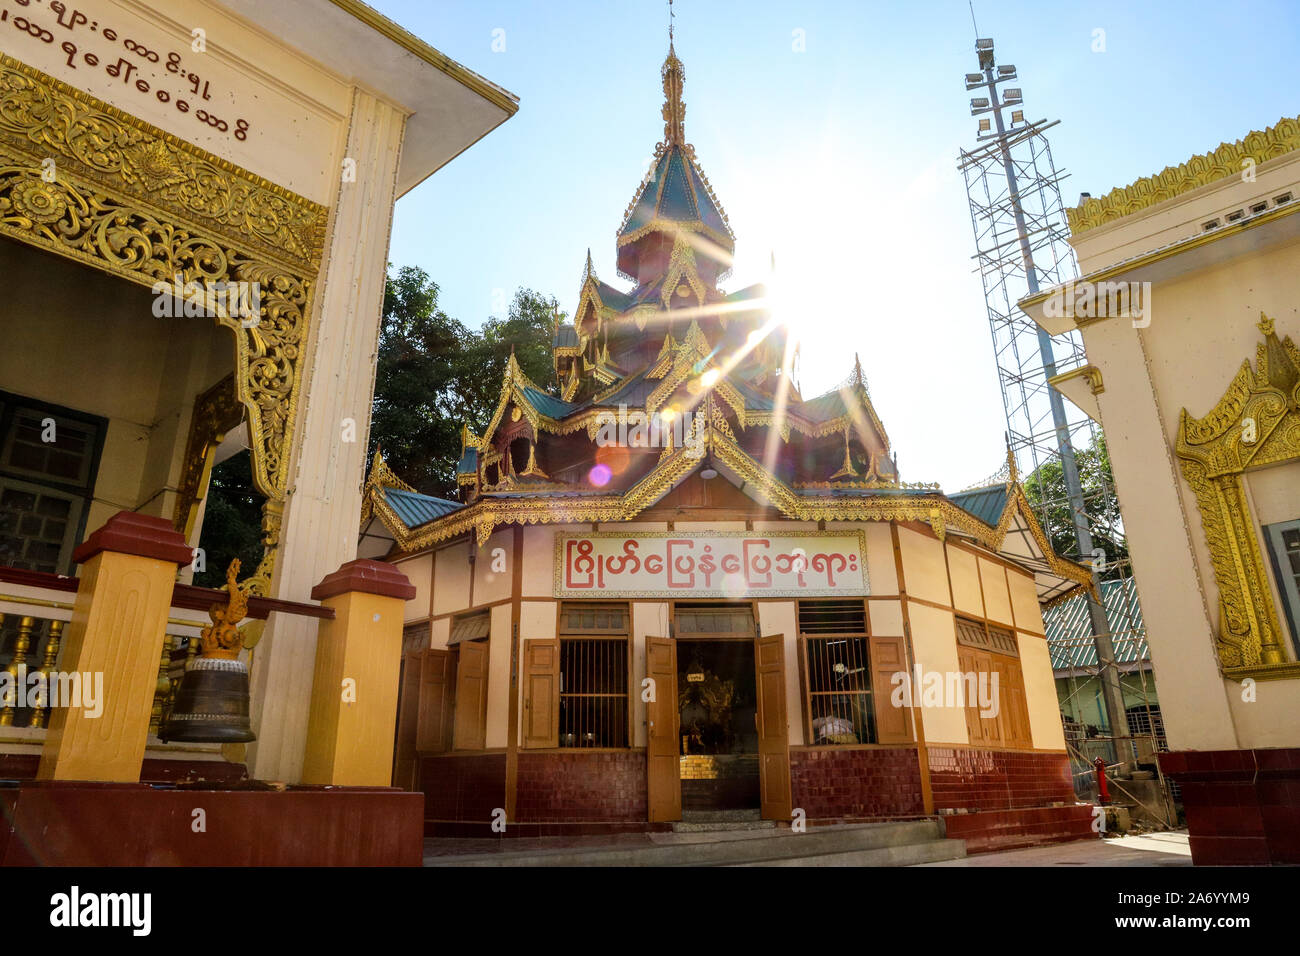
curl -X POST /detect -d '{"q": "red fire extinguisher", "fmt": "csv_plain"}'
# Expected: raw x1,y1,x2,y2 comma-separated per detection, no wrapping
1094,756,1110,805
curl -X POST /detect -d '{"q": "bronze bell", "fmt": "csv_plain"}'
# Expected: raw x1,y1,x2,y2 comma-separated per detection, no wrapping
160,559,257,743
160,657,255,743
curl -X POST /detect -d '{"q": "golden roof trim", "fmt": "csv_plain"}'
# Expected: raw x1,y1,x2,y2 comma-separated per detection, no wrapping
368,424,1093,604
1066,114,1300,235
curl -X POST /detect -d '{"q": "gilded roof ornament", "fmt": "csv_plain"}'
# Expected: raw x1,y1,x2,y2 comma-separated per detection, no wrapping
662,42,686,147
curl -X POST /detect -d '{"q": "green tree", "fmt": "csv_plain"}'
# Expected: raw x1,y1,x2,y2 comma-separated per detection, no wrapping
369,266,477,497
368,269,562,496
195,268,564,579
192,451,264,588
1023,434,1129,571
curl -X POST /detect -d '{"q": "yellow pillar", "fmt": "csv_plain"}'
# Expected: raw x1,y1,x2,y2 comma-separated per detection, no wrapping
37,512,194,782
302,560,415,786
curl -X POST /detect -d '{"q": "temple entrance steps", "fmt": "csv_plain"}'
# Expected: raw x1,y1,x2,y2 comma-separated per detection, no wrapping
424,819,967,867
672,809,772,832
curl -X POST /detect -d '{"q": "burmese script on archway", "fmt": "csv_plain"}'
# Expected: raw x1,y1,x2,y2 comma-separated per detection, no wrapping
555,531,868,598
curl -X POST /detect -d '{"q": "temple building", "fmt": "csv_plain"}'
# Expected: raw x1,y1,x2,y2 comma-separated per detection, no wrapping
1019,115,1300,865
362,45,1097,847
0,0,514,865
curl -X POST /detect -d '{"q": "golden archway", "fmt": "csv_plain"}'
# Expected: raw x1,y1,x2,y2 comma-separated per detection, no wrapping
0,55,327,591
1175,314,1300,679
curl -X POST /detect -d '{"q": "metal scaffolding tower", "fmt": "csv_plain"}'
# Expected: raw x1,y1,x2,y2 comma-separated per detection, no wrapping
956,37,1148,769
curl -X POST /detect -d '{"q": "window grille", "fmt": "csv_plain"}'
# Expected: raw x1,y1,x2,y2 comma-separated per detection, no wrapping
799,600,873,745
797,599,866,634
558,602,629,747
804,635,875,744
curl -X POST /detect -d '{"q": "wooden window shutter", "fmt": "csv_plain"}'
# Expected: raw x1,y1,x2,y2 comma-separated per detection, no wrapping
522,639,560,749
452,639,490,751
415,648,455,754
869,636,912,744
958,648,986,746
976,650,1003,746
1001,658,1032,749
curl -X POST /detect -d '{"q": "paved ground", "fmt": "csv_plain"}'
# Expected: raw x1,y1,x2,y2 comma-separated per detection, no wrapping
425,829,1195,866
918,830,1194,867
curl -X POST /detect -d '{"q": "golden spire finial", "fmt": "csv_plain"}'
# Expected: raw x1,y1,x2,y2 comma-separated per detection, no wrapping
1258,311,1275,336
661,8,686,147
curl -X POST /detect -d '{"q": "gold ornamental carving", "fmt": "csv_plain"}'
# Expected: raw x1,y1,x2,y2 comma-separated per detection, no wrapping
1175,314,1300,679
0,56,325,507
1066,115,1300,235
175,374,245,540
202,560,251,660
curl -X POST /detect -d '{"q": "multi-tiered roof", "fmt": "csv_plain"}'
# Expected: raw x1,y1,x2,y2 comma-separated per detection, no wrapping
361,44,1093,605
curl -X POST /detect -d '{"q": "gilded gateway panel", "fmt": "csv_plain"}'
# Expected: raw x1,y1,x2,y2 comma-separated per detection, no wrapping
1175,314,1300,679
0,55,329,590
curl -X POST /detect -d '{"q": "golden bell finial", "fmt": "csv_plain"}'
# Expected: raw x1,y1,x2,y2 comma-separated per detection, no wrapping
201,559,249,660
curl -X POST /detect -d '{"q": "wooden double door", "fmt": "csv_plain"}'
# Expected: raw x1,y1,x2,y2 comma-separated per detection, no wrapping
645,633,791,823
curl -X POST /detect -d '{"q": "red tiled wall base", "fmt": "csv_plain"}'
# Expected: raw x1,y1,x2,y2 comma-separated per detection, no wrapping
1,782,422,865
516,752,647,823
943,805,1097,854
0,753,247,784
929,748,1074,811
790,747,925,820
1160,748,1300,865
419,753,506,836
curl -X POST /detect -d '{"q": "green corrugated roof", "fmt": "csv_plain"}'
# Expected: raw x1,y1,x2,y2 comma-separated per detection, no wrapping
800,388,853,423
948,484,1010,526
553,324,578,348
523,386,579,420
1045,577,1149,670
456,446,477,475
383,488,464,528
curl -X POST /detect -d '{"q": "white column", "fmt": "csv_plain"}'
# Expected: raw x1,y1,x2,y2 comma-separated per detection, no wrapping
247,88,408,782
1088,319,1239,752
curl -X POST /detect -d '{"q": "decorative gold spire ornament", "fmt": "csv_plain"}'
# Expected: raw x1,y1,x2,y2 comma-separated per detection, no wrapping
830,428,860,480
662,43,686,146
520,441,550,479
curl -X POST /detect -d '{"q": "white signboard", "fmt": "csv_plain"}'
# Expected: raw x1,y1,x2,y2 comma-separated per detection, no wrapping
554,531,868,599
0,0,341,203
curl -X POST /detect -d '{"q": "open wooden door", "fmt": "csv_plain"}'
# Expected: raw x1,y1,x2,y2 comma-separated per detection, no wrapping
416,648,455,753
870,636,914,744
522,639,560,749
755,633,792,822
646,636,680,822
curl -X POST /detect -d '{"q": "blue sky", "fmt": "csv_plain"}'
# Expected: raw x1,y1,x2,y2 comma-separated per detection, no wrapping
372,0,1299,490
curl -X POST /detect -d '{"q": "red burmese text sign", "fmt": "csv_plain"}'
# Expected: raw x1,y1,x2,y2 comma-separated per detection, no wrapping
554,532,868,598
